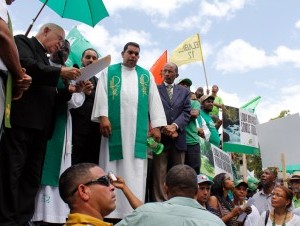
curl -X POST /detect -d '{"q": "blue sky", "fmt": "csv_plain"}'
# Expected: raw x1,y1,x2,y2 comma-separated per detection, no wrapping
8,0,300,123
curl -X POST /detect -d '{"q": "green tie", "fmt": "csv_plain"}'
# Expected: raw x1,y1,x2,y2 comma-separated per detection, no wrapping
4,13,13,128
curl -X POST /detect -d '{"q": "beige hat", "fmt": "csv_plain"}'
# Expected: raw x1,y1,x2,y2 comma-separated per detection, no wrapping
287,171,300,182
199,95,215,104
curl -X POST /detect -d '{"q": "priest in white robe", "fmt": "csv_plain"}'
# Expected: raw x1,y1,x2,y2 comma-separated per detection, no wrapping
92,42,167,219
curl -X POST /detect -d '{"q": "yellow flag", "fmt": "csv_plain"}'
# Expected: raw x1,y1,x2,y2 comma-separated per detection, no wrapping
170,33,203,67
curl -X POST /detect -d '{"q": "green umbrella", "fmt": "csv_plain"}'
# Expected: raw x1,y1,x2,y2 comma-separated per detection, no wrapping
25,0,109,36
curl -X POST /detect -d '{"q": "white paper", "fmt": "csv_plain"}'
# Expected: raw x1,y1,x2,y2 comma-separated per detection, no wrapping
237,198,255,222
76,54,111,82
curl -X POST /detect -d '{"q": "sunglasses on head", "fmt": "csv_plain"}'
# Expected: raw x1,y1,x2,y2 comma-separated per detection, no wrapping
70,175,111,196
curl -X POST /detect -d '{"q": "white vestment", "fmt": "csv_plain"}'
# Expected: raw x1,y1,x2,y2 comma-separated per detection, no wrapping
92,65,166,218
32,93,85,223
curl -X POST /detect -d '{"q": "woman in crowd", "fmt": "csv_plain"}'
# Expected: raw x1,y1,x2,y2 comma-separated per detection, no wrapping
232,179,259,226
208,173,244,226
258,185,300,226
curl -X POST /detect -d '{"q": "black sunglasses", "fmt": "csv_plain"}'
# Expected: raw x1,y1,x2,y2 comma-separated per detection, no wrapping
70,175,111,196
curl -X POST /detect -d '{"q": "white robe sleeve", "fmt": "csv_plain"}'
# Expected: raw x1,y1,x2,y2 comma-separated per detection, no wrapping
91,69,108,122
148,72,167,128
68,92,85,110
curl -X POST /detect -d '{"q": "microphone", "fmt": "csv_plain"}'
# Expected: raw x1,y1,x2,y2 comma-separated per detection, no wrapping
73,63,80,69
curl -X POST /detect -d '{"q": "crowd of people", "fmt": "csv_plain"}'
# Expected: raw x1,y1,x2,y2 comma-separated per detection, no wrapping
1,1,300,225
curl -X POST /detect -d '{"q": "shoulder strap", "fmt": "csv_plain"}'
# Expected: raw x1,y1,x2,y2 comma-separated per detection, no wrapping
265,210,269,226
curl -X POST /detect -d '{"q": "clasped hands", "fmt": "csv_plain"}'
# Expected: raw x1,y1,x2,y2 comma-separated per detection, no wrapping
162,124,178,139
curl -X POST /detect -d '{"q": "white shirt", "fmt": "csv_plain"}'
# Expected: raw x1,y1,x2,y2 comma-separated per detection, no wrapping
0,0,8,70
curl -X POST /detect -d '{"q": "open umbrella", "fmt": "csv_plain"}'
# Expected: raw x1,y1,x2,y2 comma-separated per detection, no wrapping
25,0,109,36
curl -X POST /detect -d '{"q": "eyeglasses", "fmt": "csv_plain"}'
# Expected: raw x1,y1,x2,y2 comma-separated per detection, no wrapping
270,192,286,198
70,175,111,196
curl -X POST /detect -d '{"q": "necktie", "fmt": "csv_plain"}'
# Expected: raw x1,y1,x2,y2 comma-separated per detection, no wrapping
4,13,13,128
166,84,173,100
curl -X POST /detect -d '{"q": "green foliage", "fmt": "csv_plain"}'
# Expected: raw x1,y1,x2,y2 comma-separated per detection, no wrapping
271,110,290,120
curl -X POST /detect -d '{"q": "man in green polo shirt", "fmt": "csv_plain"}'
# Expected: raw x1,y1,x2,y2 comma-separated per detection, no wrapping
210,85,225,122
178,78,201,173
200,95,220,147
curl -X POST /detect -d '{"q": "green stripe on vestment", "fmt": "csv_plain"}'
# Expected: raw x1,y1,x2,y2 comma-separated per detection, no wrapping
4,13,13,128
107,63,150,161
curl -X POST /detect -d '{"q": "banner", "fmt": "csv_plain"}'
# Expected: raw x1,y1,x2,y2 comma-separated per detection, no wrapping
65,27,99,67
169,33,203,67
150,50,167,85
257,113,300,168
222,106,259,155
200,137,233,179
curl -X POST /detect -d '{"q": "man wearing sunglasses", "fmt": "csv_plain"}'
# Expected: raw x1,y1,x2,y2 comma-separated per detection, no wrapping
59,163,116,225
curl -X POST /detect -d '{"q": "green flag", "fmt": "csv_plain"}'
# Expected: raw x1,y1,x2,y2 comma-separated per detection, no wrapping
241,96,261,113
65,27,100,67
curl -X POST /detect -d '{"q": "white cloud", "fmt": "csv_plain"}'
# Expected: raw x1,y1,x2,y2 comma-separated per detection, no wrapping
274,46,300,67
215,39,300,73
200,0,247,18
103,0,193,17
77,24,161,68
295,20,300,29
156,0,250,32
256,86,300,123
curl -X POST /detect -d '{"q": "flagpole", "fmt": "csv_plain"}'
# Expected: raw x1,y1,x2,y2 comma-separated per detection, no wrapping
197,34,209,92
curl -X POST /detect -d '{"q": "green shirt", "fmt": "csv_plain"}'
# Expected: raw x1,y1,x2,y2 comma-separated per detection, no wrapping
210,95,223,116
185,100,201,145
293,196,300,208
116,197,226,226
200,110,220,146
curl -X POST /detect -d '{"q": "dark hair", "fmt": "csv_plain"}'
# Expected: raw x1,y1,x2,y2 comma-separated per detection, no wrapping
81,48,99,59
59,163,98,204
123,42,140,52
211,173,234,211
274,185,294,209
166,165,198,198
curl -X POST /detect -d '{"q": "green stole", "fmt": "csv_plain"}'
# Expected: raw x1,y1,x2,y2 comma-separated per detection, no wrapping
41,78,67,186
107,63,150,161
4,13,12,128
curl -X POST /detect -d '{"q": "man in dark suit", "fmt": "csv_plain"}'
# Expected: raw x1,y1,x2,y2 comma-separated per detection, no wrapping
152,62,191,201
71,48,101,165
0,23,81,225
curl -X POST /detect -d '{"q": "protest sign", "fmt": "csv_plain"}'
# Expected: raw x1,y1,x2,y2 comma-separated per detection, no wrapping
223,106,259,155
257,113,300,168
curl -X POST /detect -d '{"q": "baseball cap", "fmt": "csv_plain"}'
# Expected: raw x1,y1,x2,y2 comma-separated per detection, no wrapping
247,177,259,191
177,78,192,86
199,95,215,104
234,179,248,188
197,174,213,185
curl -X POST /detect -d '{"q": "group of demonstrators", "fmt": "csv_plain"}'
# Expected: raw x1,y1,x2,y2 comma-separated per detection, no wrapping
1,1,300,226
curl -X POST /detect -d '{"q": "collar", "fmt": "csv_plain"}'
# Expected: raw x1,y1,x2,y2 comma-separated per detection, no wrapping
165,197,206,210
258,190,272,197
164,82,174,87
34,37,47,53
66,213,112,226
